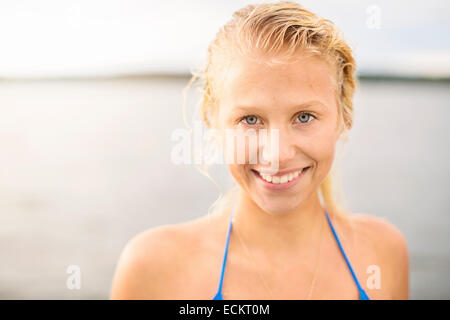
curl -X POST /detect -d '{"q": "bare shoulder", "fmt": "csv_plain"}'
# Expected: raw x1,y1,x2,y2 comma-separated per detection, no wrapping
109,224,183,299
350,213,408,255
110,216,216,299
347,212,410,299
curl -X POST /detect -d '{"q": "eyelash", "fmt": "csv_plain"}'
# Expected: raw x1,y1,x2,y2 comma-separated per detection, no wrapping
238,112,317,126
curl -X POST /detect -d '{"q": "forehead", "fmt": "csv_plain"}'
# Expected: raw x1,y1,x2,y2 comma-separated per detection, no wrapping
219,54,337,112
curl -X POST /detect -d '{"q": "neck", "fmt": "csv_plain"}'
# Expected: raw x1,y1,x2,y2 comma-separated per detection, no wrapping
231,188,325,254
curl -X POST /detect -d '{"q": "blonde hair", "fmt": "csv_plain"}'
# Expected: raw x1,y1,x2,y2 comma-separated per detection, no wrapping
182,0,358,216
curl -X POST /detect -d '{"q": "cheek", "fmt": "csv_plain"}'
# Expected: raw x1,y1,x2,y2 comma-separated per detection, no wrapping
296,124,338,168
224,137,258,188
223,131,260,165
227,163,249,187
305,135,336,161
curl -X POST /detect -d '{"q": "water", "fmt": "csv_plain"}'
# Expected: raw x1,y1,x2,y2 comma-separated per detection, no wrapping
0,76,448,299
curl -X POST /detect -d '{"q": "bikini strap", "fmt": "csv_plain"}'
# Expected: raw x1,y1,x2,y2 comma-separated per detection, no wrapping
324,208,370,300
212,205,235,300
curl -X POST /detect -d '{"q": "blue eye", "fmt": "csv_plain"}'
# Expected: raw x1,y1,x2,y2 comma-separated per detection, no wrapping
243,115,259,125
297,112,315,123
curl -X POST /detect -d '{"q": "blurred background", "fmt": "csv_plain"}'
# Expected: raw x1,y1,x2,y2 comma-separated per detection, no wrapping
0,0,449,299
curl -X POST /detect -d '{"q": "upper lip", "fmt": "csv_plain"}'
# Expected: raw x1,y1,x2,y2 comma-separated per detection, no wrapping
253,167,309,176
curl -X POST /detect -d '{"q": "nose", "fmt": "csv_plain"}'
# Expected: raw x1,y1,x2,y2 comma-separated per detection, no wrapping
261,125,296,166
276,126,297,164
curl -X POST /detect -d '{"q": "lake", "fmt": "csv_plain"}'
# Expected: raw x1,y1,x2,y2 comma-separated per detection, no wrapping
0,76,448,299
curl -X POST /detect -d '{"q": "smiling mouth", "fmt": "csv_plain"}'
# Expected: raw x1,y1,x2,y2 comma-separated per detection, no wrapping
251,167,311,185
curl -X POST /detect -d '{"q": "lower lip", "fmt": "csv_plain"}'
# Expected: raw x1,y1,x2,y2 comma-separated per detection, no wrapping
252,167,310,190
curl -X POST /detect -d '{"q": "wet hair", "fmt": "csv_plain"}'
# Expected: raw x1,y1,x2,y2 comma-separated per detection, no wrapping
183,1,358,216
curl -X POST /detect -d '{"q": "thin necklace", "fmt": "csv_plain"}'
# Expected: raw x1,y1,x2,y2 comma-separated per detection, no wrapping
306,213,325,299
231,209,325,300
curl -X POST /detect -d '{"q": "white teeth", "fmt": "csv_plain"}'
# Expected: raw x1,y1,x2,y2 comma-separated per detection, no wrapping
258,168,305,184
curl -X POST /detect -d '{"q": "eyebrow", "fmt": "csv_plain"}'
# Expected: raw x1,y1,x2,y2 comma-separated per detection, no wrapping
232,100,328,113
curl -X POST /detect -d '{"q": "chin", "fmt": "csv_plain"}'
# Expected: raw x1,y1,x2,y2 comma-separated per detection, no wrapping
252,193,304,215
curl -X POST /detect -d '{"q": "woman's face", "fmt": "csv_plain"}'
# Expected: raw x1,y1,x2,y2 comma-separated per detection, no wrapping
217,54,342,215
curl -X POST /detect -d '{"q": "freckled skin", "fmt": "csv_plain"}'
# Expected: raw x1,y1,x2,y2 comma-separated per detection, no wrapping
110,54,409,300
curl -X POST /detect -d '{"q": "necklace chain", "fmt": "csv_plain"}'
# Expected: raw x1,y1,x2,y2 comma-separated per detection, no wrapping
306,215,324,299
231,210,325,300
232,219,276,299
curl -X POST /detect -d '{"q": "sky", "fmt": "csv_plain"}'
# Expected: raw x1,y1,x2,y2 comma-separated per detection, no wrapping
0,0,449,79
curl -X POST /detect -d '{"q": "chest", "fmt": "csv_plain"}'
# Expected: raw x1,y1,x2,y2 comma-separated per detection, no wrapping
169,241,378,300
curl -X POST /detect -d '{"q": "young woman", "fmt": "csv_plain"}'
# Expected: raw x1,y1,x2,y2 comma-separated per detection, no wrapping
110,1,409,300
